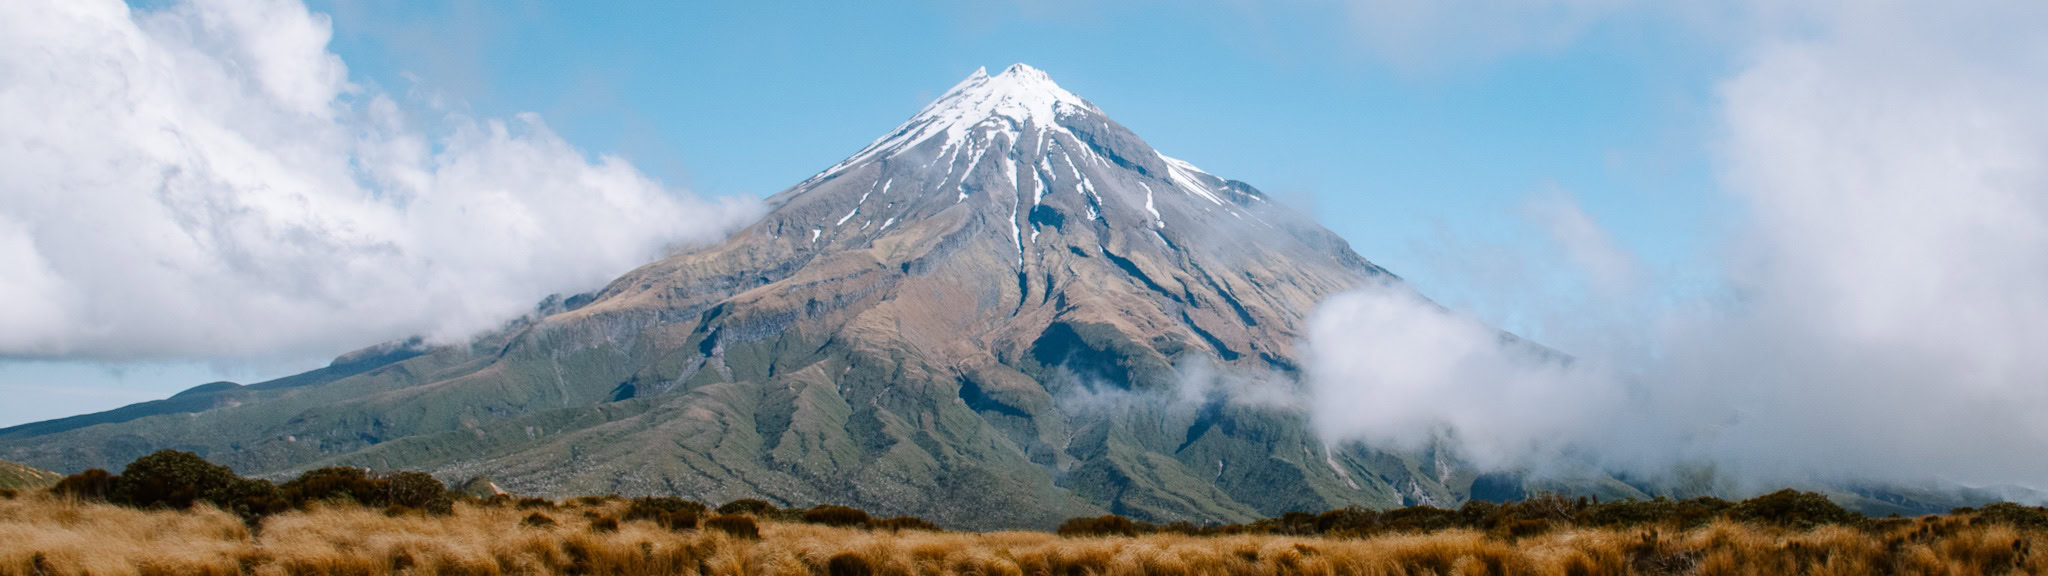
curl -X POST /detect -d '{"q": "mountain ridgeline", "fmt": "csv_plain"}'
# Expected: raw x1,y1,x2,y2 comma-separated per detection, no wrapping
4,65,1538,528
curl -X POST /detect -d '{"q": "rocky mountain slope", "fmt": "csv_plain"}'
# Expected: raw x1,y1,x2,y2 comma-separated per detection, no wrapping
0,65,1500,528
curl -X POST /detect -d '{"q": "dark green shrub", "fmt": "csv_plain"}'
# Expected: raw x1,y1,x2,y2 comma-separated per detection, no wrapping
1577,498,1671,527
278,467,450,514
1381,506,1461,533
1057,515,1139,537
215,477,288,525
1670,497,1733,528
521,512,558,528
624,496,706,530
51,469,115,501
803,504,871,528
516,497,556,510
622,496,704,522
1575,496,1729,529
1458,500,1502,529
705,514,761,540
112,450,240,510
717,498,779,516
281,467,385,508
383,471,452,515
871,515,941,532
1973,502,2048,531
1729,489,1861,529
1268,511,1319,535
382,472,440,507
664,510,701,531
98,450,284,526
1317,507,1381,536
1505,492,1583,523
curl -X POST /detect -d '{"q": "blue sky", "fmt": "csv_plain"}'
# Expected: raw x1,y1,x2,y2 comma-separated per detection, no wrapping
310,0,1730,323
2,0,1736,426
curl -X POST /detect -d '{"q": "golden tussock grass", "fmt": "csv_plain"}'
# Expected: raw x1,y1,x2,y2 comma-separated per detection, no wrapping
2,493,2043,576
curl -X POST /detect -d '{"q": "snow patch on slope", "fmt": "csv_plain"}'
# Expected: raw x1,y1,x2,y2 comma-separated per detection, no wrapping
1160,154,1224,205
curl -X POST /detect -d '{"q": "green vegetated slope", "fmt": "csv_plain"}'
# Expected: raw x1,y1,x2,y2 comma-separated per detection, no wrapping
0,459,60,491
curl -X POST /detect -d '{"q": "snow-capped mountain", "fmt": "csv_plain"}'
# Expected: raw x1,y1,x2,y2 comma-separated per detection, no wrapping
0,64,1478,529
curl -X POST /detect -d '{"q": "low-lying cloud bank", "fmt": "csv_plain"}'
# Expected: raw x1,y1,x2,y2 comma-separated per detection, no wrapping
0,0,761,361
1305,0,2048,493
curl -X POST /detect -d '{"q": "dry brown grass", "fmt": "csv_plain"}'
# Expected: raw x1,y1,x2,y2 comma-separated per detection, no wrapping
2,493,2044,575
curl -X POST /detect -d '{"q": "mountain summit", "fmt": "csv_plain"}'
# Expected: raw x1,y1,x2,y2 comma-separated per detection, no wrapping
0,65,1472,529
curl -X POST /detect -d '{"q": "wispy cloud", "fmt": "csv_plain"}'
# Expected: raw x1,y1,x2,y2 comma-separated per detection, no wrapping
1305,0,2048,492
0,0,761,362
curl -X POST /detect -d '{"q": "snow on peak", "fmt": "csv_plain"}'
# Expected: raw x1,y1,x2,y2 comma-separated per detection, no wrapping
922,63,1092,130
819,64,1096,179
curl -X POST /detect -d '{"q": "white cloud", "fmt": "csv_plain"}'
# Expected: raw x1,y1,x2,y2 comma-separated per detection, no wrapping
0,0,761,361
1304,281,1622,471
1306,0,2048,491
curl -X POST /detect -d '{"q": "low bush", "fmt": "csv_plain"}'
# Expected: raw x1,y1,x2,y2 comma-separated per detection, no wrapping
1727,489,1861,529
51,468,116,501
213,477,288,524
1058,515,1139,537
516,497,557,510
826,552,873,576
705,514,761,539
1577,496,1730,529
279,465,451,515
383,471,452,514
521,512,557,528
1457,500,1501,528
661,509,701,531
588,516,619,533
1250,511,1320,536
1381,506,1461,533
96,450,286,525
804,504,871,528
624,496,705,530
1317,507,1381,536
625,496,705,518
1974,502,2048,530
717,498,779,516
112,450,241,510
871,515,941,532
40,452,477,526
281,467,383,507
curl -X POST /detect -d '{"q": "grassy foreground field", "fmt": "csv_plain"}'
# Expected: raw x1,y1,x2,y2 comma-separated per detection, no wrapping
1,491,2044,576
